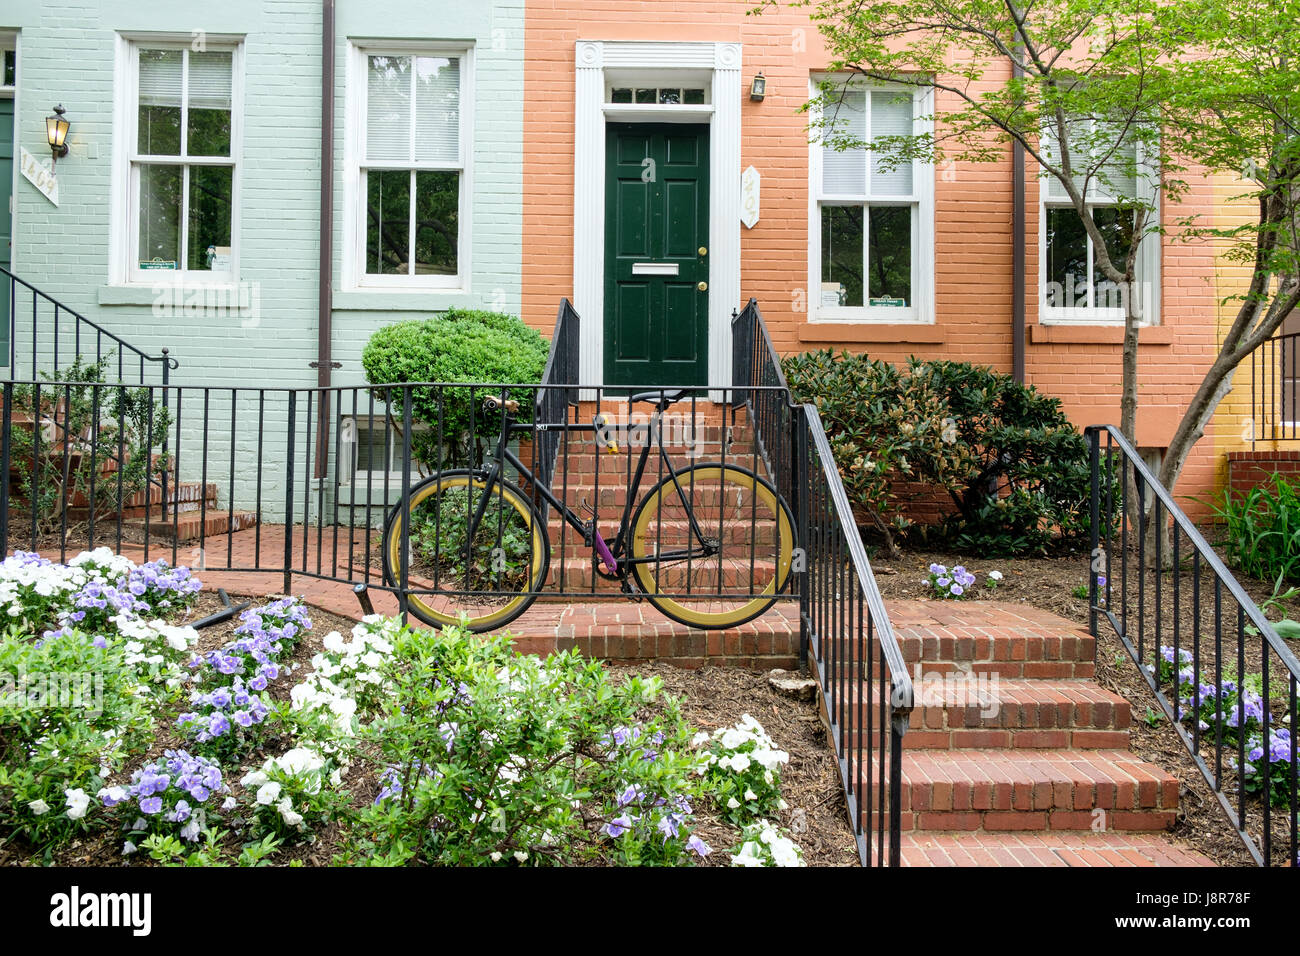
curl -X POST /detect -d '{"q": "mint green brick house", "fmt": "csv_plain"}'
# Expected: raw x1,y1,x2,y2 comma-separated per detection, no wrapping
0,1,525,526
0,0,524,389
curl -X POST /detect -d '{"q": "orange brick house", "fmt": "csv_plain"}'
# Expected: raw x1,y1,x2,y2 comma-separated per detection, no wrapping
519,0,1233,516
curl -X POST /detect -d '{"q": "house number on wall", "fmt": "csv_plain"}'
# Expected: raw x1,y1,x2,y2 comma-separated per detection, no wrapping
20,147,59,206
741,165,760,229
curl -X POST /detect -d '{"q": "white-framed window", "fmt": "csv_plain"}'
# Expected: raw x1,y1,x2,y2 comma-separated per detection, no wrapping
1039,119,1160,325
339,415,430,485
0,36,16,94
115,38,243,284
808,78,934,323
345,43,472,291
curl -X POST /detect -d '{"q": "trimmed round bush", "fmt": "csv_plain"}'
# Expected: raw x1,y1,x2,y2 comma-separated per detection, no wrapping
362,309,549,465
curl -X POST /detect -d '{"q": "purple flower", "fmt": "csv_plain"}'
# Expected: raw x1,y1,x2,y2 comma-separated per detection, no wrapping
602,814,634,838
686,834,711,856
140,797,163,815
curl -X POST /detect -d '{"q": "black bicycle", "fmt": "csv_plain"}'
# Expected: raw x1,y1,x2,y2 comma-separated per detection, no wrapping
381,388,795,632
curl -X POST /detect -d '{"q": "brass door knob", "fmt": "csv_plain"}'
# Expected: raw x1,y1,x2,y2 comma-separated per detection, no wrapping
697,281,708,292
698,246,708,256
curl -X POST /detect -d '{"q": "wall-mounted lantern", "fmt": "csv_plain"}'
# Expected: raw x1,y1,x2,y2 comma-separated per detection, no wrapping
46,105,70,164
750,73,766,101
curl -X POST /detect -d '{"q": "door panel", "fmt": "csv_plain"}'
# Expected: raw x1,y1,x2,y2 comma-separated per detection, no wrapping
604,122,709,388
0,97,12,367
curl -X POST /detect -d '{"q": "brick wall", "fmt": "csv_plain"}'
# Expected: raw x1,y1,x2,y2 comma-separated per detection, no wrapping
521,0,1224,521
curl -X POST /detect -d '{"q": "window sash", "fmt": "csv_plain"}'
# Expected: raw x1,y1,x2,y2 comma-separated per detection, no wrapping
352,45,471,289
817,86,919,203
126,42,240,282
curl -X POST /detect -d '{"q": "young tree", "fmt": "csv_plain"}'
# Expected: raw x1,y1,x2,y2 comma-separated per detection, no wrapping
770,0,1300,503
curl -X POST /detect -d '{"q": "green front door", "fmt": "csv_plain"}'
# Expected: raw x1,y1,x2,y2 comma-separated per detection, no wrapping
604,123,709,388
0,96,12,367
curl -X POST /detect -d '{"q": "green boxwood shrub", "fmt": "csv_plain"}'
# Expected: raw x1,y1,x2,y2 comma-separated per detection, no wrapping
783,349,1095,556
361,308,550,466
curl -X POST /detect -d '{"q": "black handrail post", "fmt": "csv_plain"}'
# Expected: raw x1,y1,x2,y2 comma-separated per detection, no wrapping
399,387,413,623
0,381,10,552
795,404,810,671
283,392,297,595
160,350,170,521
1088,426,1100,637
889,701,904,867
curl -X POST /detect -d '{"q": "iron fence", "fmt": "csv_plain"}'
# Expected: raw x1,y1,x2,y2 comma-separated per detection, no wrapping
1088,424,1300,865
1250,330,1300,443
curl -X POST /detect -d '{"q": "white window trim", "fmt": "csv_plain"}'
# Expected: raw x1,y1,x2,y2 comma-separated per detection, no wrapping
807,76,935,325
1038,130,1161,326
0,34,16,96
342,40,474,294
109,33,245,288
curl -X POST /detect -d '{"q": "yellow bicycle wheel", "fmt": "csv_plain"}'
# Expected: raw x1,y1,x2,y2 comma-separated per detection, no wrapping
629,464,794,629
383,471,548,632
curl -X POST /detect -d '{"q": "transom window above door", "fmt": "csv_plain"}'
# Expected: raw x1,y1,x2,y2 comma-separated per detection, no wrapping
349,48,471,289
608,86,708,105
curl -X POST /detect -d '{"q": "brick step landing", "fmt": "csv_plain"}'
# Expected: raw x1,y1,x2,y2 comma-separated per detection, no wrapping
879,748,1179,832
852,677,1131,749
899,832,1214,867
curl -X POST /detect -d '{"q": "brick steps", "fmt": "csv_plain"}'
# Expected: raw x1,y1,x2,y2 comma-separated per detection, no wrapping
898,832,1214,867
856,677,1132,750
122,508,259,543
889,749,1179,832
866,599,1208,866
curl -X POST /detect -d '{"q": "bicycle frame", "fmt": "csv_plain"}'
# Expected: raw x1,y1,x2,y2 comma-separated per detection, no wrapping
461,407,720,578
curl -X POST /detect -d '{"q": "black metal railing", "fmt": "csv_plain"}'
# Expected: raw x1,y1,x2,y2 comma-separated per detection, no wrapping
1,302,789,612
733,298,911,867
731,299,794,489
1088,424,1300,865
531,298,581,500
1251,330,1300,443
1,265,177,386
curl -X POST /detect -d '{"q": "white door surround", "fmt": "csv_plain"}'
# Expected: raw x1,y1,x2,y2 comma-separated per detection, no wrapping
573,40,743,389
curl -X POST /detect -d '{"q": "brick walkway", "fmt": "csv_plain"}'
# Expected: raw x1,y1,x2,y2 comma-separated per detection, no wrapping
112,523,801,668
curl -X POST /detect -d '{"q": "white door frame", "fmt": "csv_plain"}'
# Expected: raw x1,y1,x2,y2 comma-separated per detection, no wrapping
573,40,742,391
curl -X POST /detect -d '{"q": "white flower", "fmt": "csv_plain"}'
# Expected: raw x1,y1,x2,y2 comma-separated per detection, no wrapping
122,840,138,856
241,770,269,788
728,753,752,773
490,852,503,862
691,731,711,747
323,631,346,653
744,789,757,801
180,819,201,842
513,851,528,863
64,788,90,820
727,797,741,810
28,799,49,816
255,782,282,805
988,570,1003,581
276,797,304,828
730,842,766,867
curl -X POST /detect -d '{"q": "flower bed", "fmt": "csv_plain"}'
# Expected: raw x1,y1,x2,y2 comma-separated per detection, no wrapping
0,550,831,867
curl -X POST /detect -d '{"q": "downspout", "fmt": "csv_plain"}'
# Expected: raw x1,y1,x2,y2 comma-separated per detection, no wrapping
314,0,336,478
1011,49,1026,384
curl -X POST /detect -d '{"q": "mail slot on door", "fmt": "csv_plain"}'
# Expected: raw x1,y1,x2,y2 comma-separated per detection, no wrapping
631,262,680,276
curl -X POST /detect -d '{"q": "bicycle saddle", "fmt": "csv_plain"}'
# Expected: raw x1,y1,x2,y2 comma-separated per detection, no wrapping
627,388,690,409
